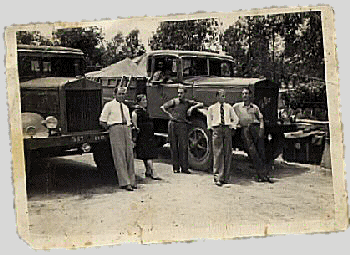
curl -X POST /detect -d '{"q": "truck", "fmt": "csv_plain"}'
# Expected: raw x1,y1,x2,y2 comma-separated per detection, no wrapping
18,44,114,185
102,50,287,171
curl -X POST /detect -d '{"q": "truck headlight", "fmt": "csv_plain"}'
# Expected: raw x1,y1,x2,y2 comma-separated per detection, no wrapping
45,116,58,129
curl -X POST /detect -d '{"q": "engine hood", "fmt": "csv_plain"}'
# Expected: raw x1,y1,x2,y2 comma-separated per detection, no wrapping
183,76,265,87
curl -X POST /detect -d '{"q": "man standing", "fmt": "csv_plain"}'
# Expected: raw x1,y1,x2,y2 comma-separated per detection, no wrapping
233,88,274,183
99,86,136,191
161,85,203,174
208,89,238,186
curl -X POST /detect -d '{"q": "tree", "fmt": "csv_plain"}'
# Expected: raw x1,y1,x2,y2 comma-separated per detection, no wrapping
52,26,104,67
100,32,125,66
100,29,146,67
149,18,221,52
16,31,53,46
221,17,250,76
220,11,325,84
124,29,146,58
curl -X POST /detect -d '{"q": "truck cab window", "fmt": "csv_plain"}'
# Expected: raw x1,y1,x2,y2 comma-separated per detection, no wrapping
43,62,51,73
182,57,208,77
152,56,177,83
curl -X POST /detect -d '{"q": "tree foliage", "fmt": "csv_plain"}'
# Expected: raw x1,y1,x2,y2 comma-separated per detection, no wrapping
16,31,53,46
52,26,104,68
149,18,221,52
100,29,146,67
221,12,324,84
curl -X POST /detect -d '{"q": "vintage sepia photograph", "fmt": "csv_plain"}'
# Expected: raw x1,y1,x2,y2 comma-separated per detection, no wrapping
4,4,348,250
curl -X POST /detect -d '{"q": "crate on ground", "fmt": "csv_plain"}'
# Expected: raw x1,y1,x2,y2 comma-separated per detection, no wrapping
282,130,326,164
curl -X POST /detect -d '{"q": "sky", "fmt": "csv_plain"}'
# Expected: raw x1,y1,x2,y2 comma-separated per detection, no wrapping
26,12,242,52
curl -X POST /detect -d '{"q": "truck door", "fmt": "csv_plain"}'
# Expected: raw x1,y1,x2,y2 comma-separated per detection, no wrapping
147,55,180,119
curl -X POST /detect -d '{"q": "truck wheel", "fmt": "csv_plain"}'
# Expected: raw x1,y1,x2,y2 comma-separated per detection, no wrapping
92,141,115,172
188,118,213,171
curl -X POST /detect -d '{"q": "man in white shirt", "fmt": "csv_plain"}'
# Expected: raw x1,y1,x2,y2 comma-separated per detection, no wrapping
99,87,136,191
207,89,238,186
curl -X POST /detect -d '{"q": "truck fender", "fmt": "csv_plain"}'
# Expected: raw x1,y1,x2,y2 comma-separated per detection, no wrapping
195,108,208,120
21,112,49,138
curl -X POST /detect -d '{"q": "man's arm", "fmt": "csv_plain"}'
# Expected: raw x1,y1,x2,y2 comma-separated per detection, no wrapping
187,100,204,116
131,110,138,129
99,121,108,130
207,106,213,130
229,105,239,129
160,99,174,119
99,102,110,130
256,106,264,137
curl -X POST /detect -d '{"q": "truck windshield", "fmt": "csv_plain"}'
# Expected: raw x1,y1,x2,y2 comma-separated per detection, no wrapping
182,57,234,78
182,57,208,77
208,58,234,77
17,45,85,82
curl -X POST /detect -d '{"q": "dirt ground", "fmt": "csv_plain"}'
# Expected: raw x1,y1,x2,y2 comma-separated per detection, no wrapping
25,149,335,249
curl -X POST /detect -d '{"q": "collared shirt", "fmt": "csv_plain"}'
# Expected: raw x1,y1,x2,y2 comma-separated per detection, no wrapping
207,102,238,129
99,99,131,126
162,98,197,123
233,102,263,127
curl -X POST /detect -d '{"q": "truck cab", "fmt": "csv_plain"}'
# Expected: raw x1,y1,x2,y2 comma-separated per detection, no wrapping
18,45,114,182
98,50,284,171
140,50,283,171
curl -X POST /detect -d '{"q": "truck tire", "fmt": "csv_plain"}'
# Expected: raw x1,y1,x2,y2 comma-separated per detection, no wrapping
92,141,116,173
188,118,213,172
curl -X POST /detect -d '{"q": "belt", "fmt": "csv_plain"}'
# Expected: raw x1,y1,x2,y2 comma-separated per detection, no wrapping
213,124,230,128
170,119,191,124
108,123,127,128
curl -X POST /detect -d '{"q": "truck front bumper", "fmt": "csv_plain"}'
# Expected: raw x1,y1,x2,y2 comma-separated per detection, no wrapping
23,130,109,151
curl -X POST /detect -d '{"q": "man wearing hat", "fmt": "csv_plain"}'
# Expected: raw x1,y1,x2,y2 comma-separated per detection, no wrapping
100,86,136,191
161,85,203,174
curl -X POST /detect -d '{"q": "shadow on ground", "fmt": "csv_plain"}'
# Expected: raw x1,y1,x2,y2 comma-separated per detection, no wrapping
27,148,315,199
27,157,119,199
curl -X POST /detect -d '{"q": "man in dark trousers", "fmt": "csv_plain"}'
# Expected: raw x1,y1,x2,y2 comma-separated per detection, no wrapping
233,88,274,183
208,89,238,186
161,85,203,174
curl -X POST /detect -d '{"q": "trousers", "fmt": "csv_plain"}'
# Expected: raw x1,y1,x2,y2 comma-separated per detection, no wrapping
241,124,269,179
212,126,233,183
109,125,136,187
168,121,189,172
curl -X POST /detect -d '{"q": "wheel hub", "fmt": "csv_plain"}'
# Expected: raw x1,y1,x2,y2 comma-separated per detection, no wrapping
188,127,209,161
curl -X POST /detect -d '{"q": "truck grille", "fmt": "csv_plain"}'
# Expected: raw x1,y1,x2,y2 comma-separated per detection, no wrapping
65,90,102,133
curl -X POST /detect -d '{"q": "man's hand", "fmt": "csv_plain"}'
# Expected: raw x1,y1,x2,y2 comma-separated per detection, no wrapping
99,121,108,130
187,107,193,117
259,128,265,138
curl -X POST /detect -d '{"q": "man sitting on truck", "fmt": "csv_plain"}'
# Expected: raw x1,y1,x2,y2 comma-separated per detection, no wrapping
233,88,274,183
161,85,203,174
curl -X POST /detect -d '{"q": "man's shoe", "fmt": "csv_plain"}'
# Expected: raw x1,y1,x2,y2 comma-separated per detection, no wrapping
145,173,153,178
121,185,133,191
265,177,274,184
256,177,265,183
215,181,223,186
173,169,180,173
181,170,191,174
126,185,133,191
